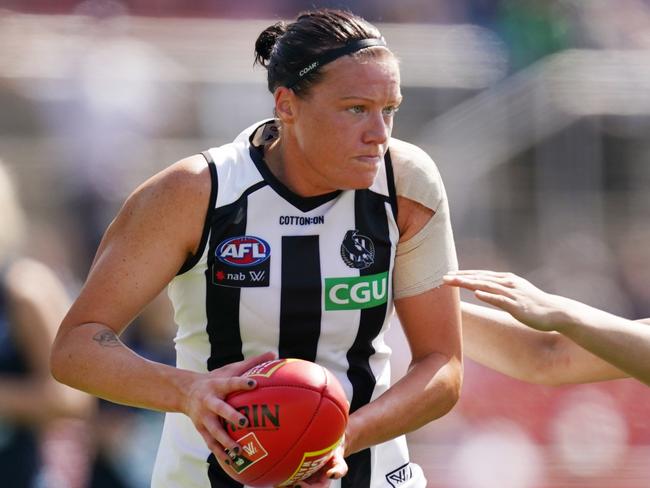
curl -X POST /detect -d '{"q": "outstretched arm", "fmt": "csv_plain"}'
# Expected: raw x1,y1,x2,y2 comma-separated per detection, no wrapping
458,302,629,385
445,270,650,385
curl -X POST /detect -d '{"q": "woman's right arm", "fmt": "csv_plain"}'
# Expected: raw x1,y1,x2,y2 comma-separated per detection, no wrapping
50,155,273,455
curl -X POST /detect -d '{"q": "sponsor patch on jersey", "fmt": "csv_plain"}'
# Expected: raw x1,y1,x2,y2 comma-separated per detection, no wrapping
229,432,268,474
340,230,375,269
386,463,413,487
217,236,270,267
213,235,270,287
324,271,388,311
278,215,325,226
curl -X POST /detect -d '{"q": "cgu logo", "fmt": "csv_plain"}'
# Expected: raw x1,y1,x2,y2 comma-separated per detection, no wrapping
216,236,270,267
324,271,388,311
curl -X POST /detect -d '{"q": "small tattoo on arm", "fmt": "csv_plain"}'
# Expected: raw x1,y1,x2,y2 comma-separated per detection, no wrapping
92,330,121,348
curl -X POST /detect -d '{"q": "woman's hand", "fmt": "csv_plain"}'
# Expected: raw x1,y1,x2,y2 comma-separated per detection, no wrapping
183,352,276,463
289,439,348,488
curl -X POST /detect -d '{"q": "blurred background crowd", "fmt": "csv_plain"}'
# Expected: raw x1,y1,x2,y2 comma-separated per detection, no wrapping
0,0,649,487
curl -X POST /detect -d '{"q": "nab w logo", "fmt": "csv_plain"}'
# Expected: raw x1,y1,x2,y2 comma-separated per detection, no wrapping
249,270,266,282
386,463,412,487
242,441,257,456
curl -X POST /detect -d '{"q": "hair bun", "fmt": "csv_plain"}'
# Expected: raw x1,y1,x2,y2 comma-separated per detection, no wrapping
254,21,287,67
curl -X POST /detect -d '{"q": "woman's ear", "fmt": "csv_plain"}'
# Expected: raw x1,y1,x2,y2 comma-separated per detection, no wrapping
274,87,296,124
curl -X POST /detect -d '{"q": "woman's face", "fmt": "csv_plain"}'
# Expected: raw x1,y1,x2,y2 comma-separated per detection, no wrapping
281,49,402,195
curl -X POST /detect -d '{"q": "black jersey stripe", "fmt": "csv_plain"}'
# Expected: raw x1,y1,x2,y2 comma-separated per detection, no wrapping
207,453,243,488
384,149,399,221
343,189,393,488
177,152,219,275
205,196,248,372
205,188,253,488
342,450,372,488
347,189,392,410
278,235,322,361
204,180,269,368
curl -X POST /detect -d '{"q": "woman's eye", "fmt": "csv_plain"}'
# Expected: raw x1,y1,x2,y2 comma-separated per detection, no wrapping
348,106,365,114
383,106,399,116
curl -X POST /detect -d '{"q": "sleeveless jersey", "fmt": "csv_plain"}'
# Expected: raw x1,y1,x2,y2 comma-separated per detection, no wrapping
152,121,426,488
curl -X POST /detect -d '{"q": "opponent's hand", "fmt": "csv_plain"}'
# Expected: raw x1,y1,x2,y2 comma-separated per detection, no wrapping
183,352,276,464
444,270,569,332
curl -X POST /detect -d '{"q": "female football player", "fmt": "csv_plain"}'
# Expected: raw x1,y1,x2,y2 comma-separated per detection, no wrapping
51,9,462,488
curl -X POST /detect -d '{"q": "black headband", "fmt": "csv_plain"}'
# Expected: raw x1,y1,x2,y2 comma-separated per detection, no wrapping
284,37,387,89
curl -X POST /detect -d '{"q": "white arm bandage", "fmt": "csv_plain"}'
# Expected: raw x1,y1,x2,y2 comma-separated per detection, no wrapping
390,138,458,300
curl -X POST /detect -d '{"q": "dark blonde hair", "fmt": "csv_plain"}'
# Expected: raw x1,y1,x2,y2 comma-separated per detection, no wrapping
254,9,383,96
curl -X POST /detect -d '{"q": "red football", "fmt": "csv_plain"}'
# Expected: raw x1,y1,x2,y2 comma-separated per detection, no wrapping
219,358,349,487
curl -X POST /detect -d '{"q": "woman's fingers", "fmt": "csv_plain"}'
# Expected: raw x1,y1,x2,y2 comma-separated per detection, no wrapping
222,351,277,376
324,454,347,480
190,353,286,463
202,414,239,452
197,425,221,453
205,392,248,427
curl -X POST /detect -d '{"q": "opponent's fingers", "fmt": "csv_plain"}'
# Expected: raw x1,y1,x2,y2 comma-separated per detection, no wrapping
443,273,495,287
474,289,518,312
446,269,510,278
445,272,517,287
443,275,474,288
444,276,516,298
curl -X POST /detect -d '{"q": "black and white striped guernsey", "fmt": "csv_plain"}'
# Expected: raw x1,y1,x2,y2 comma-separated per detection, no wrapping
152,120,427,488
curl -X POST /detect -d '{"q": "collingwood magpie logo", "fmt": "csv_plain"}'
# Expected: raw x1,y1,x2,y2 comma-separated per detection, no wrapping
340,230,375,269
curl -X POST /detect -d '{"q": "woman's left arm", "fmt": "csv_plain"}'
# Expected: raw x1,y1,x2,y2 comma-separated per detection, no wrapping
344,197,463,455
347,285,462,456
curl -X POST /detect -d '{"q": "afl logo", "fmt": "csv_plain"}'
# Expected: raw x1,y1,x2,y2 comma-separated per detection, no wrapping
340,230,375,269
216,236,271,267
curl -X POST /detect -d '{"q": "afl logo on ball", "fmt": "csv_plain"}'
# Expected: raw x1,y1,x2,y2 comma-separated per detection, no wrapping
340,230,375,269
217,236,270,267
